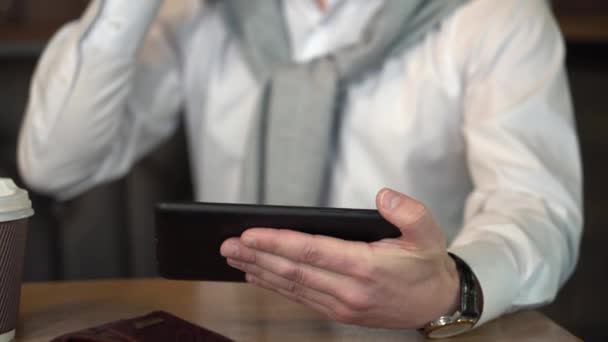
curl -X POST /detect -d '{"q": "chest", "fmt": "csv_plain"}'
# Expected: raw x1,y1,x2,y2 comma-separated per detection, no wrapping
191,31,463,147
179,9,468,174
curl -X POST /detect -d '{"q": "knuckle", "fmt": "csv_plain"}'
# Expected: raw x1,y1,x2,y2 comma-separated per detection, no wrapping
341,290,373,312
351,263,376,282
341,244,375,281
298,241,320,265
402,198,427,223
267,237,281,254
246,264,261,277
247,250,257,264
281,264,306,284
285,279,298,293
235,248,257,264
285,280,305,299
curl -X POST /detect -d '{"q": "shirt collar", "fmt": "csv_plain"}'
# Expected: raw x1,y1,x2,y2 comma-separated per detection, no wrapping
284,0,385,62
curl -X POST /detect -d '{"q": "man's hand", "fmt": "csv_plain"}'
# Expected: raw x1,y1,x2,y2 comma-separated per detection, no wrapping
220,188,460,329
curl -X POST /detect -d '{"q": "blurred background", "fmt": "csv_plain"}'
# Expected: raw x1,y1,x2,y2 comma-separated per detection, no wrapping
0,0,606,338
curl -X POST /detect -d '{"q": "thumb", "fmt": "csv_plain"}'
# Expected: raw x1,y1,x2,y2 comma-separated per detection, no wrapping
375,188,446,250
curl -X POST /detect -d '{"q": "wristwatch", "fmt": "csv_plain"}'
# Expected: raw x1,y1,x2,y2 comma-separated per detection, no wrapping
420,253,483,339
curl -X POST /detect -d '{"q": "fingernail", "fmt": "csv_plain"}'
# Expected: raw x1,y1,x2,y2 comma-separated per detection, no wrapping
381,188,402,211
221,241,239,257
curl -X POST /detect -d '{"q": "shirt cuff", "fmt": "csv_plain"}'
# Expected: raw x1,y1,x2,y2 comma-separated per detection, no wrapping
81,0,164,56
448,238,519,327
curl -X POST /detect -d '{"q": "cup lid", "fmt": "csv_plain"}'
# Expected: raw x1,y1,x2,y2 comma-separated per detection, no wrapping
0,178,34,222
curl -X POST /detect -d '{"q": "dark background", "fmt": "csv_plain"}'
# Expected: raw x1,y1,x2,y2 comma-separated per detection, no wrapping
1,0,607,339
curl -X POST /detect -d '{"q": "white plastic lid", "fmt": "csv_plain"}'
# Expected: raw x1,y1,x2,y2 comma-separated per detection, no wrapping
0,178,34,222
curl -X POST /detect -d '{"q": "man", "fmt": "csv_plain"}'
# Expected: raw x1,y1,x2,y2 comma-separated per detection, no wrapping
18,0,582,337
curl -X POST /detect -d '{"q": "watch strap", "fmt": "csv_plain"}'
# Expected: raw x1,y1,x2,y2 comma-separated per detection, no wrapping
448,252,481,320
420,253,482,338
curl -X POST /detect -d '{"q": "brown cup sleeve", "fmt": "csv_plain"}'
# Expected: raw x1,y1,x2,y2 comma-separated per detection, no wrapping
0,218,28,335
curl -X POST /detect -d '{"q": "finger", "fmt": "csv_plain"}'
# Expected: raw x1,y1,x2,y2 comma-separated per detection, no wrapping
226,247,364,306
233,261,362,325
228,258,342,307
239,228,374,279
245,273,338,320
244,273,368,326
220,238,257,261
375,188,445,250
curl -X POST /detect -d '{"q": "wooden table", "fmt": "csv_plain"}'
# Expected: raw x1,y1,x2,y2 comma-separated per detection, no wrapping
17,279,579,341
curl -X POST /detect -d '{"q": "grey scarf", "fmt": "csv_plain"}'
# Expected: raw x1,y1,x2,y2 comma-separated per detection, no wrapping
220,0,467,206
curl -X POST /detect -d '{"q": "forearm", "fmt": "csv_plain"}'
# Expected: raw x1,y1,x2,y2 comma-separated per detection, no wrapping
18,0,163,197
449,191,582,325
445,0,583,326
452,84,582,325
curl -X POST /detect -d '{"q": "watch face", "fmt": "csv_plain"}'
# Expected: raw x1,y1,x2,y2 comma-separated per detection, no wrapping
427,321,475,339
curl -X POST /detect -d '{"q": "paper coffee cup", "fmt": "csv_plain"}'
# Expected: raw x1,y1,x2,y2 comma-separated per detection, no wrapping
0,179,34,342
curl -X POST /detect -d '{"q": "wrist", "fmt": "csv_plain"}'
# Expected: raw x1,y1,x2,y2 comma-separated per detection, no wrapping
416,253,460,328
438,253,461,317
420,253,482,338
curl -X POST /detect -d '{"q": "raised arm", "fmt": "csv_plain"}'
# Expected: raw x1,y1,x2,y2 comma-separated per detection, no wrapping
18,0,185,199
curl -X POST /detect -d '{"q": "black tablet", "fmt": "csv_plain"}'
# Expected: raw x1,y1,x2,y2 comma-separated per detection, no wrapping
155,202,401,282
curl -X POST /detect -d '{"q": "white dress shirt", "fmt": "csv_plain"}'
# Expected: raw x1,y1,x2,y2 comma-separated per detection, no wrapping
18,0,583,327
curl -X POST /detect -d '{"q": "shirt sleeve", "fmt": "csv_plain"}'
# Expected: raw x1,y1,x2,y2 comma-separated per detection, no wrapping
18,0,186,199
445,0,583,326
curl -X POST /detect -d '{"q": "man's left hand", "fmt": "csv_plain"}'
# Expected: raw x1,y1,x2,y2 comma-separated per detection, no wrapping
220,188,460,329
